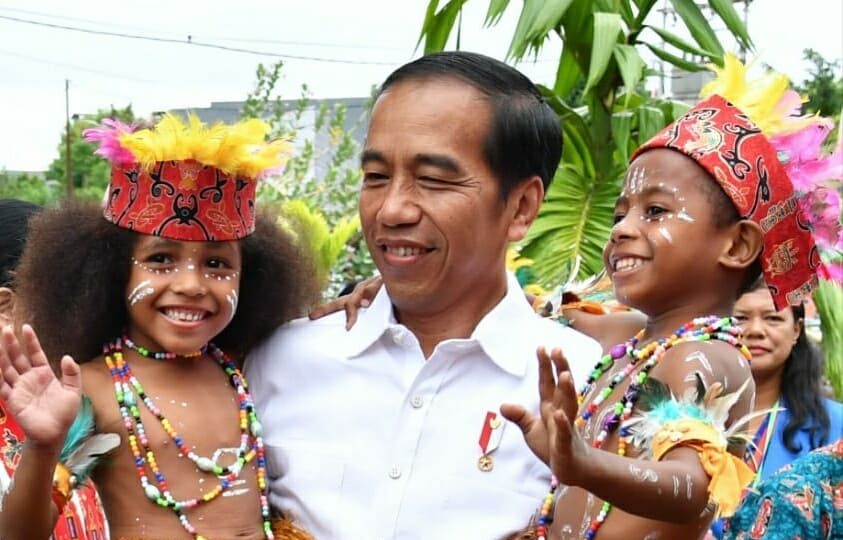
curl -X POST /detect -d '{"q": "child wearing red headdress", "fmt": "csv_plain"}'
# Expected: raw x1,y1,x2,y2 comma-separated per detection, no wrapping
0,116,319,540
501,54,840,540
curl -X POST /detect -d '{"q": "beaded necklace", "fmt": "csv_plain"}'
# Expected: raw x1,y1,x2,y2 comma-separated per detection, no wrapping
534,316,751,540
104,337,273,540
123,335,204,361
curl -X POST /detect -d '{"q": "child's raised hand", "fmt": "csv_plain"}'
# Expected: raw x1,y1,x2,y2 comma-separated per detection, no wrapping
501,347,591,486
0,325,82,450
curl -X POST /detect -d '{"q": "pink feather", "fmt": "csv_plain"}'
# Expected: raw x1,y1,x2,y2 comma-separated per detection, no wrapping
820,261,843,283
82,118,137,164
798,186,843,251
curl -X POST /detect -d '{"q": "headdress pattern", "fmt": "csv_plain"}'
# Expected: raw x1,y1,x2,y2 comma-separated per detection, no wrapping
634,54,842,309
83,114,291,241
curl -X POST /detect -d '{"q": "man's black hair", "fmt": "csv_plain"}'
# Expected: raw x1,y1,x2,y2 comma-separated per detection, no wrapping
0,199,41,287
377,51,562,199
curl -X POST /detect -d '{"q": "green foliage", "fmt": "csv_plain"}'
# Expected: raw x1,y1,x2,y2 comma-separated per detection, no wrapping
46,105,135,202
795,48,842,148
418,0,749,285
278,200,361,292
814,279,843,400
242,61,375,297
0,171,60,205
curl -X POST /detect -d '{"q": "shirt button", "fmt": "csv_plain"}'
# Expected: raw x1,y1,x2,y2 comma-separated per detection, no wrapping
410,395,424,409
388,466,401,479
392,331,405,345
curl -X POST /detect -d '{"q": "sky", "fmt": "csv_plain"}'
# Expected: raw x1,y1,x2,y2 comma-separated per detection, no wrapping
0,0,841,171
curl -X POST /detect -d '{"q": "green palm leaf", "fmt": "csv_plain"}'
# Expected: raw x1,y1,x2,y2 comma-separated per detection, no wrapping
520,164,620,286
814,279,843,400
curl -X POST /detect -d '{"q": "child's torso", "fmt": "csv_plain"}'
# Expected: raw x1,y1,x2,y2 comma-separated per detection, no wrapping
82,356,267,540
550,349,713,540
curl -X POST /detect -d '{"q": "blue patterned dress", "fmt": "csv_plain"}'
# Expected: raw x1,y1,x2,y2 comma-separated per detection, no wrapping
723,438,843,540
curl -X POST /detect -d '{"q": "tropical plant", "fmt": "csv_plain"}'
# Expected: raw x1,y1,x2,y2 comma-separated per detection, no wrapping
241,61,375,296
47,105,135,202
0,170,60,205
418,0,753,286
814,279,843,400
278,200,361,294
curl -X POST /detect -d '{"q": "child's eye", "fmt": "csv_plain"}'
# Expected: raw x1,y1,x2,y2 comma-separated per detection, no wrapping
612,213,626,225
646,205,667,216
206,258,231,269
147,253,173,264
733,315,748,322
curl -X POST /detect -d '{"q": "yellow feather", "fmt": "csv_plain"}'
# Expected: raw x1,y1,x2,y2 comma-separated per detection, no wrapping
700,53,815,136
118,113,291,179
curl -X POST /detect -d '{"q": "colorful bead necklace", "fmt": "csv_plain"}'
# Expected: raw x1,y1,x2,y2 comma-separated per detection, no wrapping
104,337,273,540
123,335,204,361
534,316,751,540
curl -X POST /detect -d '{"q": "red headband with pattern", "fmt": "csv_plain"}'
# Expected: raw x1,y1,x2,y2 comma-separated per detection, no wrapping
84,114,290,243
634,94,820,309
103,160,257,242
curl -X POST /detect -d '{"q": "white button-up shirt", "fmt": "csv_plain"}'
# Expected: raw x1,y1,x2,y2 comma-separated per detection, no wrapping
245,274,601,540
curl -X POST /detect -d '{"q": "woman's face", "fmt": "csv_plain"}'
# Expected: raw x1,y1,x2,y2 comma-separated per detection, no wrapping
733,288,801,379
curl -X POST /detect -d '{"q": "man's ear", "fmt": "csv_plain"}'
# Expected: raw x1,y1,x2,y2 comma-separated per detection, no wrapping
506,176,544,242
0,287,15,328
719,219,764,270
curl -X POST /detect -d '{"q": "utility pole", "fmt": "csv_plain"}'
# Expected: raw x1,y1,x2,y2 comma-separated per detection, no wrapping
65,79,73,198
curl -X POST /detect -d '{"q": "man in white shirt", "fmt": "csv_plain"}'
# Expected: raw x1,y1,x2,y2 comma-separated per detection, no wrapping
246,51,602,540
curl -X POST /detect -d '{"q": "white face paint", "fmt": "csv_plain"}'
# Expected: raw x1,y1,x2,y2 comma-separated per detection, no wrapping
624,166,647,195
673,475,680,498
629,463,659,483
643,533,662,540
658,227,673,244
684,351,714,374
677,208,696,222
686,473,693,500
225,290,239,320
128,280,155,306
132,257,178,275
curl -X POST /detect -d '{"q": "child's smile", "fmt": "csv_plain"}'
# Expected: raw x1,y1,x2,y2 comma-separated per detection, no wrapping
125,235,242,355
604,149,735,315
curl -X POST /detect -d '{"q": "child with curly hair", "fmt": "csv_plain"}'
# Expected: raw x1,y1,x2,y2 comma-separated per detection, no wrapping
501,54,838,540
0,116,319,540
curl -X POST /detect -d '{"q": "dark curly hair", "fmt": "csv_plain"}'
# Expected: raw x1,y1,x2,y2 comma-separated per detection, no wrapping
743,281,831,453
15,199,318,365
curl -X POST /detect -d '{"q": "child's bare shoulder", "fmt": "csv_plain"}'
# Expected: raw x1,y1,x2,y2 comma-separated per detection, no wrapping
568,310,646,350
652,340,752,395
79,356,110,388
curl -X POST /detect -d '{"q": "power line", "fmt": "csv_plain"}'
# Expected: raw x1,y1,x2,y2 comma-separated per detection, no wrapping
0,14,399,65
0,6,408,51
0,48,153,82
0,6,160,35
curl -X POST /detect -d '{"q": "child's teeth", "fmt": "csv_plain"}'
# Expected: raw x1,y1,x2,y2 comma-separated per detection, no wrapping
165,309,204,321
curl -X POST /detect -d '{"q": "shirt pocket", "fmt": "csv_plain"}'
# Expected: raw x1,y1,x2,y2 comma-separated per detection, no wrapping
264,442,346,536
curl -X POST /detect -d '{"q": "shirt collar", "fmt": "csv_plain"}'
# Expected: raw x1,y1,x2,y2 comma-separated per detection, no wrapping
345,282,397,358
346,273,536,378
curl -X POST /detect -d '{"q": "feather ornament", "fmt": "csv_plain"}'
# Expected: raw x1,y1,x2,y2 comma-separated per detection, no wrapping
81,118,137,164
700,54,815,136
770,120,843,252
114,113,292,180
59,396,120,485
624,374,751,460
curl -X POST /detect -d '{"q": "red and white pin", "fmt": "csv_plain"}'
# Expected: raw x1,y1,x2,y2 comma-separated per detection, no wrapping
477,410,505,472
